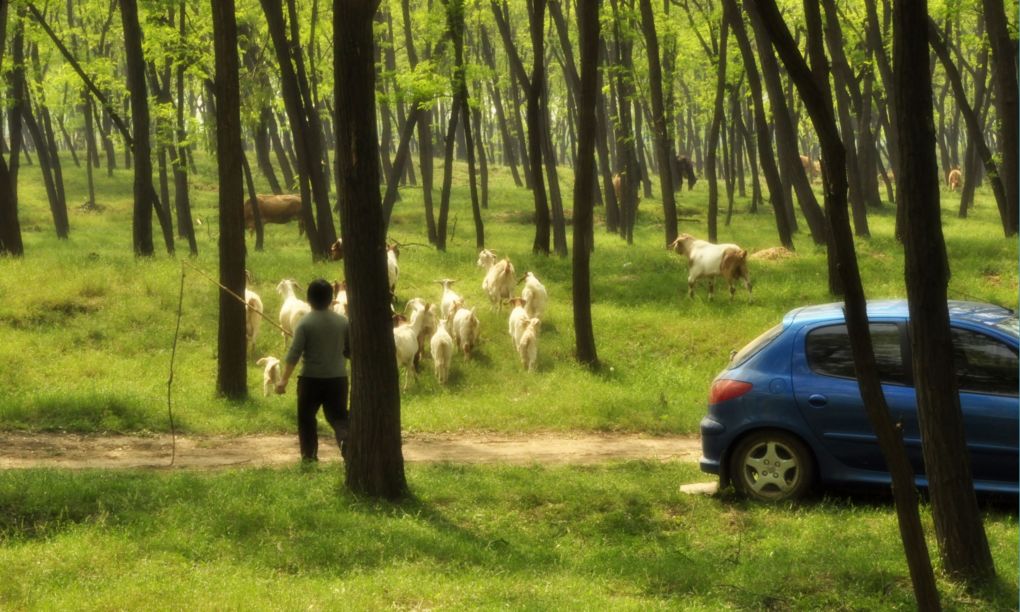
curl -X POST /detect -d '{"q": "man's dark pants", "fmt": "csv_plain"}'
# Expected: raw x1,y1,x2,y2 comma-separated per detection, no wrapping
296,376,348,460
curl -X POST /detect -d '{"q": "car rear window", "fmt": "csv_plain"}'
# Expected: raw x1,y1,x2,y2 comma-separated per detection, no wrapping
951,327,1019,396
729,323,784,368
806,323,908,385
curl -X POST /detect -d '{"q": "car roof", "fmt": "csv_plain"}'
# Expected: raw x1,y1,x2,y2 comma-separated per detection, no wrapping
782,299,1017,331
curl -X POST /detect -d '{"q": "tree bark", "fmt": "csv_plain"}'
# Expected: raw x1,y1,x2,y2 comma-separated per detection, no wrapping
335,0,407,501
756,1,940,607
705,15,728,243
211,0,248,399
527,0,551,254
724,0,793,250
573,0,599,368
907,14,997,586
638,0,678,246
120,0,174,256
981,0,1019,235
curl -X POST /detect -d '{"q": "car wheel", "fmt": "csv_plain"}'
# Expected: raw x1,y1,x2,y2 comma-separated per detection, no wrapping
729,430,814,502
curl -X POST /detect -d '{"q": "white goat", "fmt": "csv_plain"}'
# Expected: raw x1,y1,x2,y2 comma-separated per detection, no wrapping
331,280,348,317
430,318,455,385
521,272,548,319
450,304,481,359
478,249,516,311
517,318,541,372
256,356,282,397
393,302,427,390
669,233,752,300
277,279,311,348
507,297,529,349
387,244,400,300
438,279,463,321
405,297,438,365
244,288,263,359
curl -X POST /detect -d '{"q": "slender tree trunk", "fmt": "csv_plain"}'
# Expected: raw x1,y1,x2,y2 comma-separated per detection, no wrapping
211,0,247,399
266,110,296,189
335,0,407,501
174,0,197,255
638,0,678,245
121,0,174,256
573,0,599,368
755,2,940,607
705,18,728,243
981,0,1019,235
527,0,551,254
725,0,794,249
0,5,21,255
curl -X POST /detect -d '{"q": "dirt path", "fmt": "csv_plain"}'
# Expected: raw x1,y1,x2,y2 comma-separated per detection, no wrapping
0,432,702,470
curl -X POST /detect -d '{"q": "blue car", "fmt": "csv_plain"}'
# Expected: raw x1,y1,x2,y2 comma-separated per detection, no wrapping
700,300,1019,501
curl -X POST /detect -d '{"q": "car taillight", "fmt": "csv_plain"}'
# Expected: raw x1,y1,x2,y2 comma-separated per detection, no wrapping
709,379,753,404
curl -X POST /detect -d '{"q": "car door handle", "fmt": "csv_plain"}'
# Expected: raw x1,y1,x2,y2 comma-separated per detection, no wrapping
808,394,828,407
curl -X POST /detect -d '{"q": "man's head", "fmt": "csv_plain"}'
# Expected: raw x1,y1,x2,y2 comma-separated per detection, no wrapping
307,278,333,310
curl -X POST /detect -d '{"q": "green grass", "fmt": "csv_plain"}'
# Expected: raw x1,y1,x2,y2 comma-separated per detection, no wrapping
0,463,1016,610
2,154,1015,435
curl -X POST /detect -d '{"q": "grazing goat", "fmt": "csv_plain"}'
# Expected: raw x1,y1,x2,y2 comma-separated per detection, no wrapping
256,356,281,397
329,239,344,261
331,280,348,317
245,287,264,359
387,244,400,299
438,279,463,321
669,234,752,300
507,297,529,349
947,167,962,192
450,304,481,359
517,318,541,372
520,272,548,319
394,302,428,390
277,279,311,348
430,319,455,385
243,194,304,235
405,297,438,366
478,249,516,311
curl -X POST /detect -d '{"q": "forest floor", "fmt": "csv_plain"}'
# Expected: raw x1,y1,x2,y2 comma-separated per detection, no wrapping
0,432,702,470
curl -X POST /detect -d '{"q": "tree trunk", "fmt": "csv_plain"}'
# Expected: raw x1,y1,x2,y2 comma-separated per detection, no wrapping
638,0,678,246
900,2,997,587
725,1,794,250
705,16,728,243
211,0,247,400
436,95,460,251
981,0,1019,235
527,0,551,254
573,0,599,368
0,4,21,256
756,1,940,606
120,0,174,256
266,109,296,189
747,1,827,245
335,0,407,501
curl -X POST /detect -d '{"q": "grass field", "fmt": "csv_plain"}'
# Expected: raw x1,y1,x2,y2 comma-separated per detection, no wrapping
0,155,1015,435
0,153,1017,608
0,463,1017,609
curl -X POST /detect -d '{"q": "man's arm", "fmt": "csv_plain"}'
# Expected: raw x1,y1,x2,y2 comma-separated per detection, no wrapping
276,361,297,394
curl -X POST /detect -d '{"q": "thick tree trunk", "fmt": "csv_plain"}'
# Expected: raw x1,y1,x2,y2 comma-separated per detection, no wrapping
573,0,599,368
0,5,21,255
901,3,996,587
527,0,551,254
335,0,407,501
757,1,940,606
211,0,247,399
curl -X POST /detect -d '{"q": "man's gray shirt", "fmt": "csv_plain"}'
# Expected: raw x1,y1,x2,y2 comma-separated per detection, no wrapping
284,309,349,378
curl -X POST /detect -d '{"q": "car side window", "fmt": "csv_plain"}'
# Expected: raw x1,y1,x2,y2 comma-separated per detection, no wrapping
951,328,1019,396
806,324,907,385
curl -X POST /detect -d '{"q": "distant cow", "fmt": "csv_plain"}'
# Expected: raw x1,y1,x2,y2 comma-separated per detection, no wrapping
672,155,697,191
243,194,304,235
947,167,962,192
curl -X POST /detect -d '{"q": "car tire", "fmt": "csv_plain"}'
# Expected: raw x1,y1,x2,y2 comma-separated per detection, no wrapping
729,430,814,502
